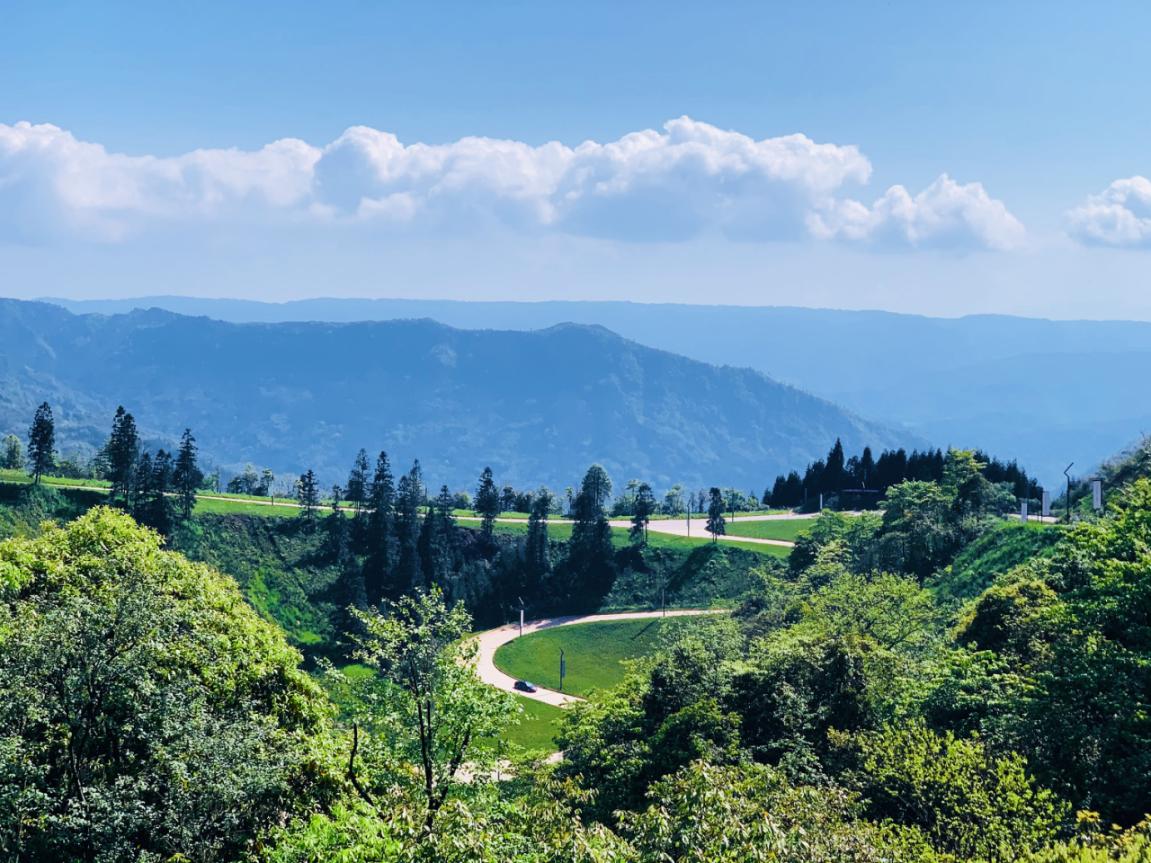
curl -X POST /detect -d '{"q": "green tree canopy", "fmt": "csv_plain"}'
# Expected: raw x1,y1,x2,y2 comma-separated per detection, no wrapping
0,508,335,862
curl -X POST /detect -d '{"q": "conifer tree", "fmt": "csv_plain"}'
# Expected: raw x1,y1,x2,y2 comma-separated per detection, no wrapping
132,451,154,519
630,482,656,546
26,402,55,484
105,406,140,504
524,488,553,590
172,428,203,520
346,449,370,511
567,464,615,598
475,466,501,540
419,485,458,589
135,449,174,534
395,460,424,593
706,487,726,541
296,469,319,522
362,451,397,602
2,434,24,471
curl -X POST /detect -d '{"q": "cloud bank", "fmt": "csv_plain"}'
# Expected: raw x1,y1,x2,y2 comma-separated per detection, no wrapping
1067,176,1151,248
0,118,1022,250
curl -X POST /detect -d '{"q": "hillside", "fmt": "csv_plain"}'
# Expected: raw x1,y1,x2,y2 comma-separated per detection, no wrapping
0,299,908,489
49,296,1151,484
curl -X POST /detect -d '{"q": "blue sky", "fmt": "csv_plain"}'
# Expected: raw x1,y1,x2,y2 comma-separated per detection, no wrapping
2,1,1151,317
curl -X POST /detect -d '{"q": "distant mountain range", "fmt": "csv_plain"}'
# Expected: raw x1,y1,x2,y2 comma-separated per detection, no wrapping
0,299,910,491
46,296,1149,486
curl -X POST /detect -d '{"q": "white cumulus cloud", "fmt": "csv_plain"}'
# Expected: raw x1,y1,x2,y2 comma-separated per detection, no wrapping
0,118,1022,250
809,175,1026,251
1066,176,1151,248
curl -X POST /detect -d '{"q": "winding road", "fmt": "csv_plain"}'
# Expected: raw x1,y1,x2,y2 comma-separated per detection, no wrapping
472,609,722,706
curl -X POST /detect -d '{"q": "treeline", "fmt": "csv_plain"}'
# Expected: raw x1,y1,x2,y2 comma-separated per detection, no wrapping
316,452,635,628
764,438,1041,509
9,402,207,535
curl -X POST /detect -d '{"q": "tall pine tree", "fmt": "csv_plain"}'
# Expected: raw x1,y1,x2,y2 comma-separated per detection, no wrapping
524,488,553,592
105,407,140,505
363,451,397,603
475,466,501,541
296,469,319,522
26,402,55,484
566,464,615,601
630,482,656,546
394,460,424,595
172,428,203,520
346,449,370,511
419,485,458,589
706,487,727,541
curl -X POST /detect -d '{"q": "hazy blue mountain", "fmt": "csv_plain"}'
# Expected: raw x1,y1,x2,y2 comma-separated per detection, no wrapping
47,296,1148,485
0,299,911,491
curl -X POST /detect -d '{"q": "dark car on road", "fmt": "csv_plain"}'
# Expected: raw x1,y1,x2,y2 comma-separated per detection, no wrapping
514,680,538,693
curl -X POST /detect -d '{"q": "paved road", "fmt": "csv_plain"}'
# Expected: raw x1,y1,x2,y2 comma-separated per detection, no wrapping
472,609,721,707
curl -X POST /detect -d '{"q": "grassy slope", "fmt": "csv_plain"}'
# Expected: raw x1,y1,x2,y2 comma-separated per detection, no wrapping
504,696,566,753
169,515,342,651
493,617,695,697
493,519,790,559
931,520,1063,602
722,518,815,542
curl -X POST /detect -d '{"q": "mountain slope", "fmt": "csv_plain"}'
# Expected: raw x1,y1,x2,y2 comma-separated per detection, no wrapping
0,299,910,489
47,296,1151,483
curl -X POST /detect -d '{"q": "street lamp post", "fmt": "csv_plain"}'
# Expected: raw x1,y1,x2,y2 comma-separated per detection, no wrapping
1063,462,1075,524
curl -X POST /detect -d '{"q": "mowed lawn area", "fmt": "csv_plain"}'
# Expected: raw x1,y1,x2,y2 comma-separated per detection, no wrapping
493,617,699,697
504,695,566,753
722,517,818,542
491,520,791,559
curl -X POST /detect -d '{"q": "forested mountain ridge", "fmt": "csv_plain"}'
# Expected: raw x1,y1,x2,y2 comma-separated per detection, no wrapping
51,295,1151,485
0,298,911,489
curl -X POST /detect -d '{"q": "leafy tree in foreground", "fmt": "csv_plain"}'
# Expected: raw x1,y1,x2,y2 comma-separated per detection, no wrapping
851,722,1067,862
26,401,55,483
349,588,514,829
617,761,937,863
0,508,334,862
2,433,24,470
706,487,726,541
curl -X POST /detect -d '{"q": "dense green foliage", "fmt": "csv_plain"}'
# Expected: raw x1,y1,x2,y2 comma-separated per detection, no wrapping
0,509,335,862
6,438,1151,861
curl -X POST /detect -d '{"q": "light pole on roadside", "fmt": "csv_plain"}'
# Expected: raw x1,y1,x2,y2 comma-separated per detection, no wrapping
1063,462,1075,524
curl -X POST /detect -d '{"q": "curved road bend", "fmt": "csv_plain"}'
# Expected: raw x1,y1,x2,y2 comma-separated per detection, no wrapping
472,609,722,707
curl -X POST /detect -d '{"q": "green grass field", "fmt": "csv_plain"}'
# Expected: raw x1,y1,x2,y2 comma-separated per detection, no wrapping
503,696,566,752
492,520,789,558
0,469,111,490
192,496,302,517
722,518,816,542
494,617,697,697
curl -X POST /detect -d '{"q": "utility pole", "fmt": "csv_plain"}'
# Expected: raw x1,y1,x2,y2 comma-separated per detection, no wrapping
517,596,524,639
1063,462,1075,524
